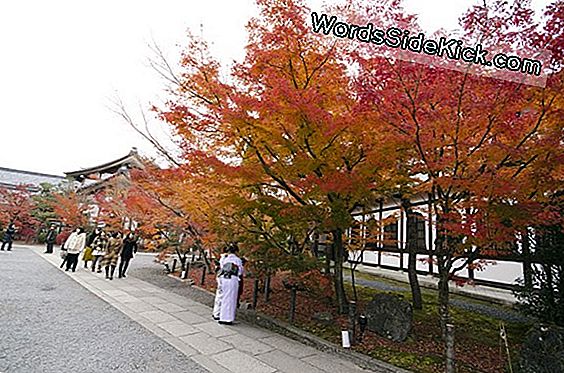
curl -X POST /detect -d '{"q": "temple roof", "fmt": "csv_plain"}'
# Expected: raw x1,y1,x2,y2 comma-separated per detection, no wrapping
0,167,66,192
65,148,143,181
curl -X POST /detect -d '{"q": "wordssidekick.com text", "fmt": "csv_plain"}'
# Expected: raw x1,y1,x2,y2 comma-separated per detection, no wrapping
311,12,543,77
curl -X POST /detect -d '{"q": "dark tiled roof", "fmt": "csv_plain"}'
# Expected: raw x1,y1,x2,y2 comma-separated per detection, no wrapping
65,148,143,180
0,167,66,191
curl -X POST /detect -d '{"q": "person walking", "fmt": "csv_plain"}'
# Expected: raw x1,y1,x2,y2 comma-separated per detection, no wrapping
58,229,71,268
64,227,86,272
1,223,16,251
91,231,108,273
83,227,101,269
102,232,122,280
212,246,229,320
217,244,244,325
44,225,57,254
118,232,137,278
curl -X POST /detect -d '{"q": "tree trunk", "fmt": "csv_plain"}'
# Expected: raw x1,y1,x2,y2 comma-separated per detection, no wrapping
408,251,423,310
351,263,358,303
543,263,555,309
437,250,455,373
405,203,423,310
521,229,532,288
332,228,348,314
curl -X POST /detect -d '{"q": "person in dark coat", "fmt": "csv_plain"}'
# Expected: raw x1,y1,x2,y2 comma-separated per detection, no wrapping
44,225,57,254
1,223,16,251
118,232,138,278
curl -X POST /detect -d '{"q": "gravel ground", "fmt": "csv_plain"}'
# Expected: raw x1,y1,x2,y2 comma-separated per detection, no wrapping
0,248,209,373
128,255,215,307
131,255,530,323
344,274,531,323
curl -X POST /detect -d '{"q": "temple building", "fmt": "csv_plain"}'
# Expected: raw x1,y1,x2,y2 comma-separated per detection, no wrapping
65,147,144,195
0,167,66,193
64,148,145,229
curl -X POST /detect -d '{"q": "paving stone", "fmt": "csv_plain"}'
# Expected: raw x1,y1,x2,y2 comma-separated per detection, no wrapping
191,354,233,373
186,304,213,316
259,336,318,358
114,294,140,303
157,292,194,305
180,332,232,355
194,321,239,338
256,350,325,373
173,310,207,325
168,297,202,308
127,289,153,298
302,353,369,373
123,301,158,313
138,286,164,293
157,320,199,337
137,295,170,305
213,349,277,373
153,301,185,313
220,333,274,355
118,285,140,292
84,278,106,285
135,318,174,339
139,310,178,323
104,289,129,297
235,323,276,340
162,336,199,357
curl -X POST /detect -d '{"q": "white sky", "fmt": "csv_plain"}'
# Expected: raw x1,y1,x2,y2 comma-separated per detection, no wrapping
0,0,551,175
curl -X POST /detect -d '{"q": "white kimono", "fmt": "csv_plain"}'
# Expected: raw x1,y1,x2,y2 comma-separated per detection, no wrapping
212,254,227,319
218,253,244,323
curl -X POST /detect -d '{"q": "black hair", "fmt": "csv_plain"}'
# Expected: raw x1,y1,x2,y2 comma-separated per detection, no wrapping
227,243,239,254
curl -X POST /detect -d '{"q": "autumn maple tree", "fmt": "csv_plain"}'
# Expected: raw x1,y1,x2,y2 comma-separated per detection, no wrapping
114,0,562,371
0,185,39,240
150,0,417,314
350,0,564,370
51,190,90,229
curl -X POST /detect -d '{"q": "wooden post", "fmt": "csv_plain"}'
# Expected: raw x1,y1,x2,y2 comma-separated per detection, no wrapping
468,259,475,280
378,199,383,267
186,251,195,278
348,301,357,345
172,258,177,273
399,208,404,271
264,275,271,303
252,278,259,309
181,261,188,279
289,287,297,323
200,265,206,285
522,229,532,288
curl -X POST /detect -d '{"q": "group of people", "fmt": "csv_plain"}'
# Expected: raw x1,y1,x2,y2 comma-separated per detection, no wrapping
212,244,245,325
5,222,248,325
57,226,138,280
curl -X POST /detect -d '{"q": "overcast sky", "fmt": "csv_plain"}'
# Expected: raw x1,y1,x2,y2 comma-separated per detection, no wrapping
0,0,551,175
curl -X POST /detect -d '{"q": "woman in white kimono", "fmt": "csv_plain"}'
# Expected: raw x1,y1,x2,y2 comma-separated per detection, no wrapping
218,244,244,325
212,246,229,320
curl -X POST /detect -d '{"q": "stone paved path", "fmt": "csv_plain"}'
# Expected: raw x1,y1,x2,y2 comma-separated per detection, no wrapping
26,245,374,373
